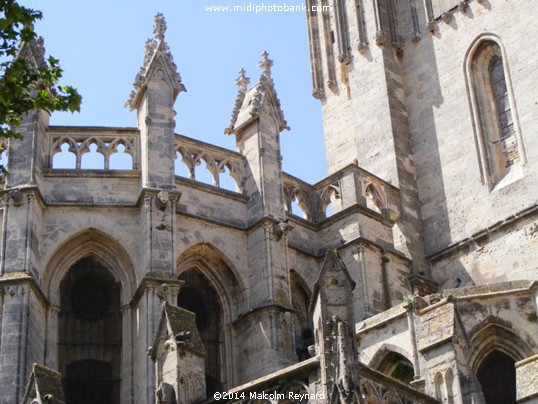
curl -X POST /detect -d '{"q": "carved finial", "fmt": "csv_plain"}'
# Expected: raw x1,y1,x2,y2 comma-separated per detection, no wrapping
126,13,185,110
153,13,167,40
235,68,250,92
259,51,273,78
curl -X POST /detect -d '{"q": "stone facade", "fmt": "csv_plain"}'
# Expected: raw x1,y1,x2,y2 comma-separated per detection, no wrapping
0,1,537,403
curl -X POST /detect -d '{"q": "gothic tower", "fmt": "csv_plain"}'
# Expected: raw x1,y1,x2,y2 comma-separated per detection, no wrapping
305,0,538,286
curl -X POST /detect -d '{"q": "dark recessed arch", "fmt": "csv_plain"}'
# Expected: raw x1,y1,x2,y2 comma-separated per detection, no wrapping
369,345,415,384
476,350,517,404
43,227,137,306
468,322,534,372
176,243,245,392
60,257,122,404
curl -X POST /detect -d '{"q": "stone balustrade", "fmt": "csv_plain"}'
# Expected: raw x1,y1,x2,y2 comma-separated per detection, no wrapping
174,134,244,192
48,126,139,170
284,164,400,224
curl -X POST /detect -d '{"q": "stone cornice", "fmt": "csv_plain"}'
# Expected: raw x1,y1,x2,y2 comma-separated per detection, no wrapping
232,303,297,328
428,203,538,262
0,272,50,310
129,275,185,309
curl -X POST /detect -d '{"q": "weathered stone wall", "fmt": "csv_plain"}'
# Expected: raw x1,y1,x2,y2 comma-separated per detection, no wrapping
309,0,538,285
354,284,538,403
3,5,537,402
431,211,538,289
402,1,538,265
516,354,538,403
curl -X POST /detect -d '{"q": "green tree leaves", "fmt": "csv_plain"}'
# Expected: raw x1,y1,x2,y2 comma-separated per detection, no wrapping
0,0,82,170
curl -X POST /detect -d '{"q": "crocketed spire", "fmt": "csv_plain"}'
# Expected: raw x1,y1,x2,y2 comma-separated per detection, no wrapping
125,13,186,110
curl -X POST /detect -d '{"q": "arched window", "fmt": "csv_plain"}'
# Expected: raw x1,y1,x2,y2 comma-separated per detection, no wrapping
433,372,444,401
476,350,517,404
376,351,414,384
290,270,313,361
59,257,121,403
466,36,525,188
445,369,457,404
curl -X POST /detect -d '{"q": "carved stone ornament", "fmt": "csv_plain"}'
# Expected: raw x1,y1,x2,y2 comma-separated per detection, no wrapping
312,88,325,100
175,331,192,343
441,12,453,23
9,189,23,207
225,68,250,134
125,13,186,110
272,221,294,240
375,31,386,47
156,190,169,211
225,51,289,134
252,52,290,134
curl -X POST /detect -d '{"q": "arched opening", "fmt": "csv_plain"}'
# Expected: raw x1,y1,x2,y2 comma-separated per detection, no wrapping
376,351,414,384
290,271,313,361
465,35,525,188
445,369,457,404
320,184,340,219
109,143,133,169
59,256,121,403
476,350,516,404
178,269,223,397
219,164,239,192
53,142,77,169
81,142,105,169
434,372,444,401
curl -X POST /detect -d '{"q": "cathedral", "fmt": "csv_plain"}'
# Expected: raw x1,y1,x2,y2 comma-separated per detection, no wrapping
1,0,537,403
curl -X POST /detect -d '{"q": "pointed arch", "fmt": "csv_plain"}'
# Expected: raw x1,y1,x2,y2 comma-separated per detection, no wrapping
433,372,444,401
368,344,415,384
445,368,458,404
176,243,245,392
468,322,534,373
368,343,414,370
290,270,313,361
42,228,136,403
176,243,245,322
364,182,387,213
469,320,534,403
319,183,340,218
464,33,525,188
42,228,137,306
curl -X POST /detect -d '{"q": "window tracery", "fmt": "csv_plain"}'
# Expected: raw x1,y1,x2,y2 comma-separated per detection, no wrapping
465,36,525,188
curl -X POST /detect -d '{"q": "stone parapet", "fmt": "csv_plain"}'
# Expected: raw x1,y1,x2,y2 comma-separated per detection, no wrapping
516,354,538,403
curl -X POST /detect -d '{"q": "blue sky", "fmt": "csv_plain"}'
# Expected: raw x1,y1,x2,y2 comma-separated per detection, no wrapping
22,0,327,183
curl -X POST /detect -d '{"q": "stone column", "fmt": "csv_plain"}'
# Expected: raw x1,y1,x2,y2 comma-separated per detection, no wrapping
0,283,30,403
